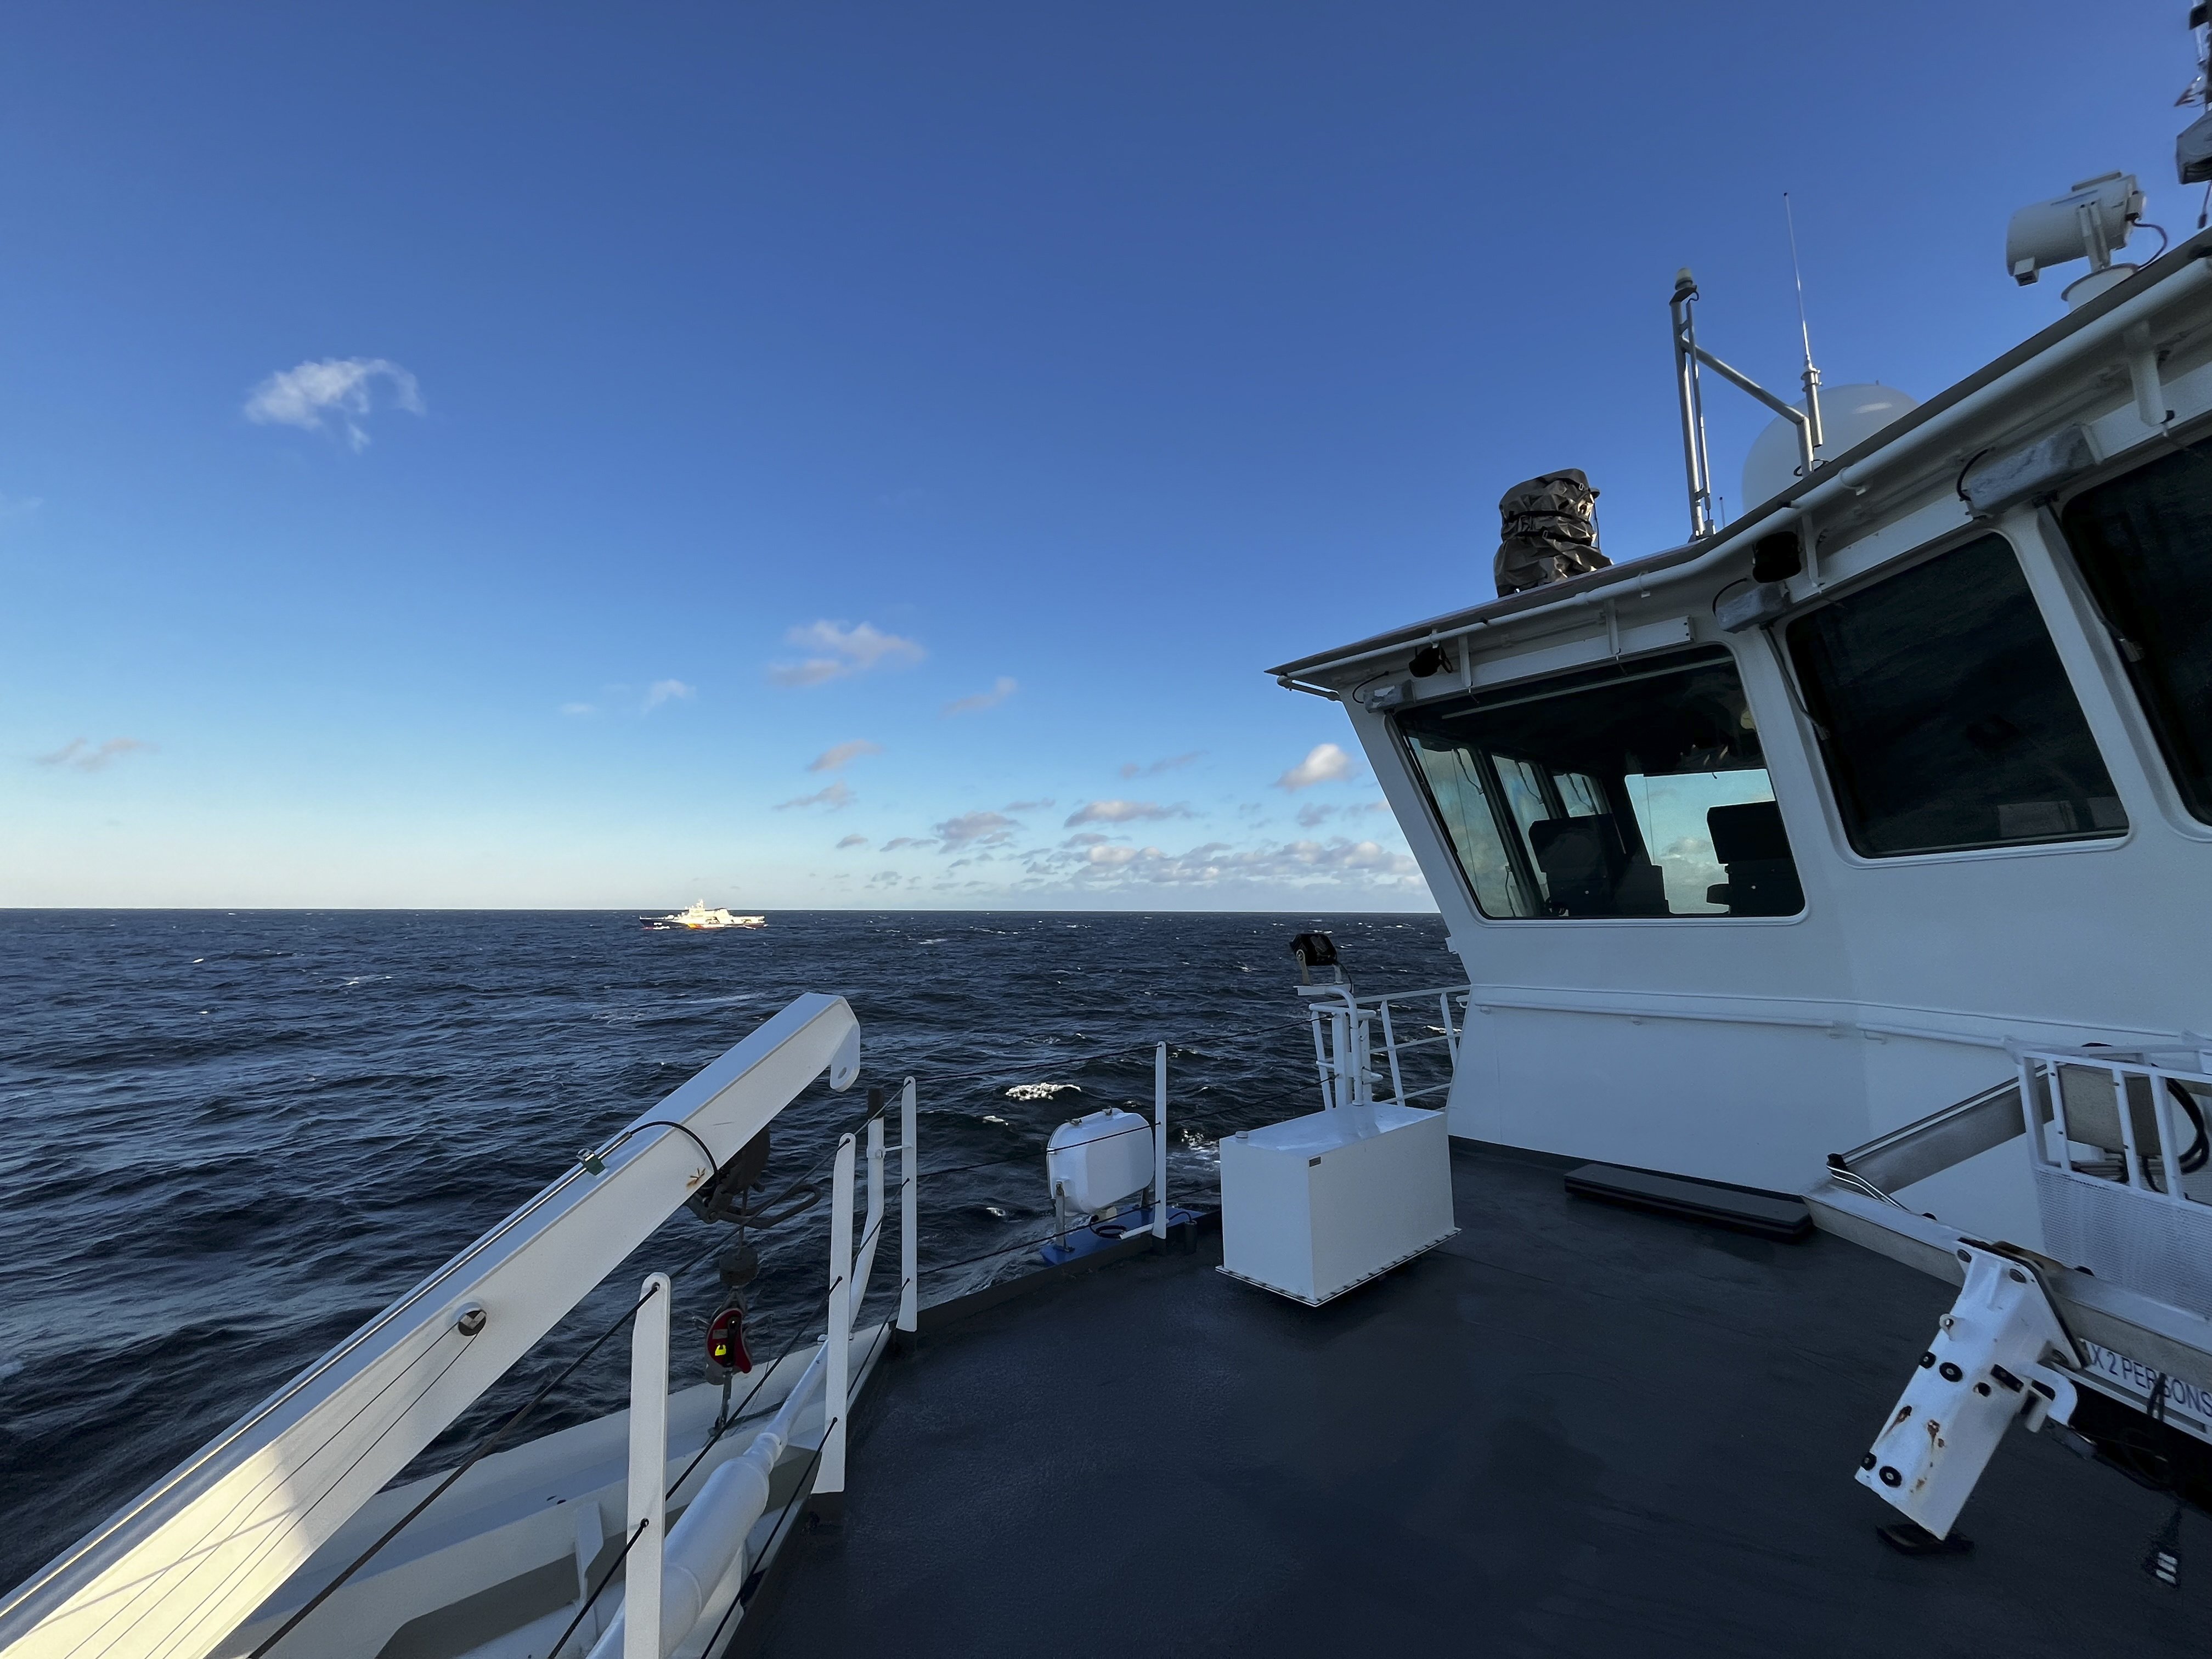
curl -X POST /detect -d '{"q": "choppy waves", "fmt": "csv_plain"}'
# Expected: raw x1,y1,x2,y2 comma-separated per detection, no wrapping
0,908,1452,1592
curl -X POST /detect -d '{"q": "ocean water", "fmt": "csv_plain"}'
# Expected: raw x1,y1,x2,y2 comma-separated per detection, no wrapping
0,909,1455,1595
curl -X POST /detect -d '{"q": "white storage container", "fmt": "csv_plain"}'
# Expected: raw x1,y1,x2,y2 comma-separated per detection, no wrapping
1217,1103,1455,1305
1046,1109,1154,1212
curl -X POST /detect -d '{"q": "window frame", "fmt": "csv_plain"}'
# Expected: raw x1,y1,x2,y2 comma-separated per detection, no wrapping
2047,440,2212,834
1391,644,1809,926
1779,525,2131,863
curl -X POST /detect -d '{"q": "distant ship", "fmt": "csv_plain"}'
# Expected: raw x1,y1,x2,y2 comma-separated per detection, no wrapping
641,900,765,930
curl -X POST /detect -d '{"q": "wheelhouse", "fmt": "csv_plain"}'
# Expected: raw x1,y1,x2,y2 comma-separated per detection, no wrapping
1271,233,2212,1248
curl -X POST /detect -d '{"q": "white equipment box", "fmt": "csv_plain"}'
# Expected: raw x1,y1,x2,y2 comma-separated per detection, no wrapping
1217,1103,1456,1305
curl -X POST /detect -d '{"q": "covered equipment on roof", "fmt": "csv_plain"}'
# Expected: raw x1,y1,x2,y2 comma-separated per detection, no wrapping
1493,469,1611,596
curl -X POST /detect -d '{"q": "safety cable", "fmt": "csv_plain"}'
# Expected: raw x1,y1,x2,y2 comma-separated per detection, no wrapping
245,1276,675,1658
579,1119,720,1177
204,1324,481,1646
543,1516,650,1659
2140,1369,2190,1589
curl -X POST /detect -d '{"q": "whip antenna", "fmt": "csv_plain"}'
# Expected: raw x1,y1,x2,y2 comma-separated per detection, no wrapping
1785,192,1825,455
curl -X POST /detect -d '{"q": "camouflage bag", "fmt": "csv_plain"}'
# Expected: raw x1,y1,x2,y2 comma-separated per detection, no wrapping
1493,469,1610,596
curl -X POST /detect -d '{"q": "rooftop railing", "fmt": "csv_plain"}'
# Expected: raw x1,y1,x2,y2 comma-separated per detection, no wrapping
1299,983,1469,1113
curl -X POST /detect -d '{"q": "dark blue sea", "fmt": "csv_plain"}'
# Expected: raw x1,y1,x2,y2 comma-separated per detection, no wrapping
0,909,1454,1594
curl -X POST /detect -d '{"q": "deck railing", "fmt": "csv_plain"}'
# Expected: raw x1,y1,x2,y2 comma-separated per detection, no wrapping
2018,1046,2212,1317
590,1080,918,1659
1300,983,1469,1113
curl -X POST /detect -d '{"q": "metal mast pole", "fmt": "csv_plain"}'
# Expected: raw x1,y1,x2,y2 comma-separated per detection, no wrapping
1671,268,1716,539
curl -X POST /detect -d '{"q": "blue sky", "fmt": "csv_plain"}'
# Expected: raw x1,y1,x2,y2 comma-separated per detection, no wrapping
0,2,2193,909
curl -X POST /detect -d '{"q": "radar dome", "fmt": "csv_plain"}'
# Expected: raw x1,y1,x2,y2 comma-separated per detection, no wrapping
1740,383,1918,514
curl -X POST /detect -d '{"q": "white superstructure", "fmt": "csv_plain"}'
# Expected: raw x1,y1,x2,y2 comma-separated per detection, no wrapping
1271,111,2212,1541
1273,195,2212,1247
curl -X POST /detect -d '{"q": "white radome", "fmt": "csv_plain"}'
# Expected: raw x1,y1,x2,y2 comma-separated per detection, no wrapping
1740,382,1919,514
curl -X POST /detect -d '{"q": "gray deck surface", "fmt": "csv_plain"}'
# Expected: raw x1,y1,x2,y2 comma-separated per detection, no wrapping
756,1147,2208,1657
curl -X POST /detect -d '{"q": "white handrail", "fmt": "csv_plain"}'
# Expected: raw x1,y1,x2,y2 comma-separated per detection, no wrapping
2019,1048,2212,1206
586,1086,926,1659
1303,983,1469,1113
623,1274,672,1659
820,1135,855,1502
853,1114,887,1314
1377,1000,1407,1106
898,1079,918,1333
0,994,862,1659
1152,1045,1169,1243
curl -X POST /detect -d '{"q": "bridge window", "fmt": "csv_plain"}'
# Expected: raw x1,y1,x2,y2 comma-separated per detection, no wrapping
1398,649,1802,919
1785,532,2124,856
2059,448,2212,823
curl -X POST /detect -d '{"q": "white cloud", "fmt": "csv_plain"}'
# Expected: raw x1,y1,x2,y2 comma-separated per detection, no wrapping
775,781,854,811
558,702,597,717
836,833,868,849
1276,743,1355,791
1063,799,1191,828
881,836,934,851
942,675,1017,715
768,621,925,687
1086,844,1150,866
244,358,422,452
35,737,153,772
808,740,883,772
1063,832,1112,847
934,810,1017,849
1120,752,1200,779
1296,803,1336,827
1003,797,1055,812
644,679,695,710
1023,833,1419,890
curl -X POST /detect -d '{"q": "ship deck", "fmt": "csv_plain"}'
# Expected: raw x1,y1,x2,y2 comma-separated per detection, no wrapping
749,1143,2208,1658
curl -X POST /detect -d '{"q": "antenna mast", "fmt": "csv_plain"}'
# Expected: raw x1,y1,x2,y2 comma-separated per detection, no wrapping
1784,193,1826,455
1667,263,1821,539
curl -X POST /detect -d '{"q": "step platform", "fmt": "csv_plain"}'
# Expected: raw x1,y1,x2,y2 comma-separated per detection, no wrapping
1564,1161,1813,1242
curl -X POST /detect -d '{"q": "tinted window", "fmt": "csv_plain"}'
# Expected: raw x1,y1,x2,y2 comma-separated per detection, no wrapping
1407,731,1532,917
1785,533,2123,856
2059,448,2212,822
1400,650,1802,919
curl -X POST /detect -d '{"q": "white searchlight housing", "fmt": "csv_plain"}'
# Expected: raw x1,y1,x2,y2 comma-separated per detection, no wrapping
2004,171,2145,307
